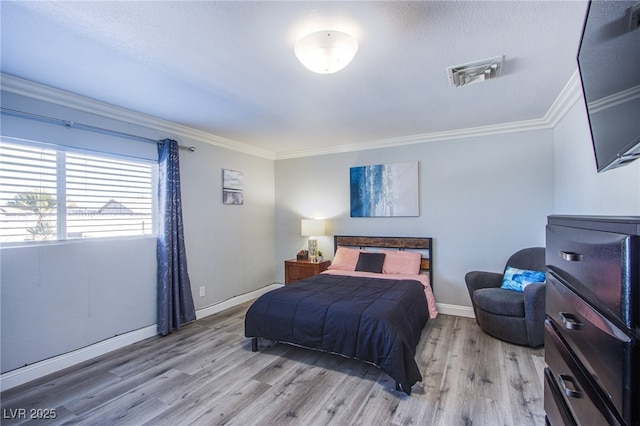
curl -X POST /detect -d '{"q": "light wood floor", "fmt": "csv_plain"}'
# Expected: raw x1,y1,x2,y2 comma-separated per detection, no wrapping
1,302,545,426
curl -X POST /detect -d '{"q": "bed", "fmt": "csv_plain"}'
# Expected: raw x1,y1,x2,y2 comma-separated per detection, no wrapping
244,236,437,395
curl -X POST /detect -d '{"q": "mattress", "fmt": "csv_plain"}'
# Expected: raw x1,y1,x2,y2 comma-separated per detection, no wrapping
244,272,430,394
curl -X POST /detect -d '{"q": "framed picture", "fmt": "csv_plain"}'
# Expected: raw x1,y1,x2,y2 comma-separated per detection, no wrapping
350,161,419,217
222,169,243,205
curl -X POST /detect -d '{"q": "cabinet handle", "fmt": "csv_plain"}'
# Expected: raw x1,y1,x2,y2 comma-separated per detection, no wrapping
559,312,583,331
558,374,583,399
559,251,582,261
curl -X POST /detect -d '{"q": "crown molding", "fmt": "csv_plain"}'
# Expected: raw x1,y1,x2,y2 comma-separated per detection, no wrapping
0,73,275,160
2,72,582,162
275,117,553,160
277,71,583,160
544,70,583,127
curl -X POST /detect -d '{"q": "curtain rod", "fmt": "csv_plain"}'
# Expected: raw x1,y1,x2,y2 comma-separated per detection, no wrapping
0,107,196,152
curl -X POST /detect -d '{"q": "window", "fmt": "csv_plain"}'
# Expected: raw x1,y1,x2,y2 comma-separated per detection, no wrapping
0,139,155,243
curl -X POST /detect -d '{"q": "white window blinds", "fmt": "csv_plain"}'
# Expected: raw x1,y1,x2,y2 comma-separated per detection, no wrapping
0,139,155,243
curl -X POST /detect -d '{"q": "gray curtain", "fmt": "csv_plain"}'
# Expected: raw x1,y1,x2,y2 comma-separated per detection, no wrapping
157,138,196,335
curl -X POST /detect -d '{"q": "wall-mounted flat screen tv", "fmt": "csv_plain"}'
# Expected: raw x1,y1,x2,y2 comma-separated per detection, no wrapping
577,0,640,172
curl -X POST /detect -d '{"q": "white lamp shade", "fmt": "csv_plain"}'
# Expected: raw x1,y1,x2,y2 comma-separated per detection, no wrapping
301,219,325,237
295,31,358,74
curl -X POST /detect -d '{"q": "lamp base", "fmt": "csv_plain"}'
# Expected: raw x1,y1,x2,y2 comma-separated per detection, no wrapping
308,237,318,262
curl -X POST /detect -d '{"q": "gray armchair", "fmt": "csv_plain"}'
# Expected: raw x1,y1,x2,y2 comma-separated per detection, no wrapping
465,247,546,348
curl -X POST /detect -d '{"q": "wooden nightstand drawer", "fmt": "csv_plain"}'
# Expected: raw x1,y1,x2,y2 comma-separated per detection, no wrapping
284,259,330,284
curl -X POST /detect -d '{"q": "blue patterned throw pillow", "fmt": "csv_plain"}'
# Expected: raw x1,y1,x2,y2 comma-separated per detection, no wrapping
501,266,546,292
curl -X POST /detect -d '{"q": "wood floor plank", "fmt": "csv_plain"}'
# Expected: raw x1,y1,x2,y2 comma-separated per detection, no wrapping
429,316,513,426
391,313,455,425
156,341,290,406
70,395,170,426
347,377,406,426
170,331,239,376
294,358,381,425
249,345,325,386
0,302,546,426
67,369,186,425
107,324,215,378
501,344,545,425
236,349,346,423
223,359,329,425
63,364,185,415
0,369,122,414
145,378,271,426
63,327,236,414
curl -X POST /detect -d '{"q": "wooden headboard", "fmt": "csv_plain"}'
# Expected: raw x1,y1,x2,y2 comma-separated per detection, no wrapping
334,235,433,286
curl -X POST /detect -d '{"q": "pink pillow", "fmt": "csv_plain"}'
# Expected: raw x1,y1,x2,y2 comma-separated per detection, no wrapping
380,250,422,275
327,247,361,271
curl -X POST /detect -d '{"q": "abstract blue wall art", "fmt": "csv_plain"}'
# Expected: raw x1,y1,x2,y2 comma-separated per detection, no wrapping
350,161,419,217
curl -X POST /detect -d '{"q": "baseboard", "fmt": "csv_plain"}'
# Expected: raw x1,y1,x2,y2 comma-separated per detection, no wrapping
436,303,475,318
195,284,282,320
0,325,157,392
0,284,282,392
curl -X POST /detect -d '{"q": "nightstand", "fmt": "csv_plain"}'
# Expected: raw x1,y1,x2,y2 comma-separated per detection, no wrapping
284,259,331,284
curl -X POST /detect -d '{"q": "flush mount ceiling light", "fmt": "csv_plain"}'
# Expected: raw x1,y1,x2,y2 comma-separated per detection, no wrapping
295,30,358,74
447,56,504,87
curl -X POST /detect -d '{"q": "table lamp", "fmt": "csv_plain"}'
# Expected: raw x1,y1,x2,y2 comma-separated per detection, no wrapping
301,219,325,262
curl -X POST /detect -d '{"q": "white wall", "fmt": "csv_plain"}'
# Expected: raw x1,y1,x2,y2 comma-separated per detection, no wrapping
553,97,640,215
180,141,276,305
0,238,157,371
0,91,276,374
275,129,555,308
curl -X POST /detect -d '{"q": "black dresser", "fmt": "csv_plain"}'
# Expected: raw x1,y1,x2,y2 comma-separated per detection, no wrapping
544,215,639,426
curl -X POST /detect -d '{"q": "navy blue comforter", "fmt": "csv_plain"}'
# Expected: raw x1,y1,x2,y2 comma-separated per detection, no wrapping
244,273,428,394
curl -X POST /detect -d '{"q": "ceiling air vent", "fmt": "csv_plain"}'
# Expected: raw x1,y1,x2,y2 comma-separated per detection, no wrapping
447,56,504,87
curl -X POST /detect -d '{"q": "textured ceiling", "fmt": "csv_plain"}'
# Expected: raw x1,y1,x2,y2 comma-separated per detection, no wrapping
1,1,588,157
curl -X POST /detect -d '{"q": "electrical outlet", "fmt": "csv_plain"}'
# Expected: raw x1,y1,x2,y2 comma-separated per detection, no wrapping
629,3,640,31
199,286,205,297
